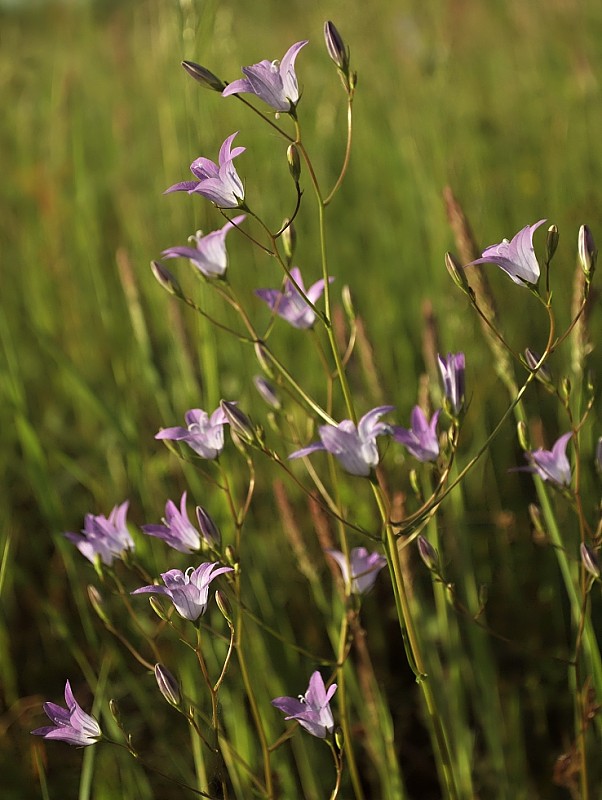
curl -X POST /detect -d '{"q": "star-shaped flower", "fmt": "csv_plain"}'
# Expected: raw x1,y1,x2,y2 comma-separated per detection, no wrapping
31,681,102,747
255,267,333,329
161,215,245,278
272,671,337,739
392,407,440,462
326,547,387,594
289,406,394,476
467,220,546,286
523,432,572,486
165,133,245,208
64,501,133,566
222,41,308,113
142,492,201,553
155,406,230,460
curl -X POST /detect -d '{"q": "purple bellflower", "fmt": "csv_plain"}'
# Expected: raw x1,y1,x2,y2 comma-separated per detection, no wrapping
272,670,337,739
523,432,573,487
467,220,546,286
161,215,246,278
142,492,201,553
392,407,440,462
156,406,230,459
32,680,101,747
255,267,333,329
222,41,308,113
131,562,233,621
326,547,387,594
438,352,465,416
65,501,133,566
289,406,395,476
165,133,245,208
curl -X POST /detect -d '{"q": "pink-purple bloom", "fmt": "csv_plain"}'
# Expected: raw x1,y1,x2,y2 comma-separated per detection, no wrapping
161,215,246,278
524,432,572,486
467,220,546,286
65,501,133,566
156,406,230,459
31,681,101,747
255,267,333,329
222,41,308,113
392,407,440,462
438,352,465,416
142,492,201,553
326,547,387,594
272,671,337,739
289,406,394,476
131,562,233,621
165,133,245,208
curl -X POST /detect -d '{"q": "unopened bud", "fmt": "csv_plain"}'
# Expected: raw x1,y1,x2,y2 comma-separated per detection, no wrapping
561,376,572,402
546,225,559,263
196,505,221,547
578,225,597,279
149,596,169,621
254,341,275,378
334,725,345,751
154,664,182,708
109,699,122,726
280,218,297,264
181,61,226,92
324,21,349,73
517,421,530,451
417,535,438,571
215,590,234,625
151,261,182,297
87,585,110,625
253,375,281,410
341,285,355,322
286,144,301,183
409,469,421,498
445,251,472,296
220,400,256,445
580,542,600,580
224,545,236,568
524,348,552,386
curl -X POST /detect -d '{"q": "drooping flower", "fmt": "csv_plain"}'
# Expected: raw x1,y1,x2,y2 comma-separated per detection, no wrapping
131,562,233,621
31,680,102,747
326,547,387,594
222,41,308,113
467,220,546,286
523,432,572,487
437,352,465,416
165,133,245,208
142,492,201,553
255,267,333,329
289,406,395,476
392,407,440,462
155,406,230,459
64,501,133,566
161,215,246,278
272,671,337,739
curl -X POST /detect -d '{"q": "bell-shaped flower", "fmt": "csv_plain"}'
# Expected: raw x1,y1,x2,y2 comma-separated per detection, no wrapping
289,406,394,476
255,267,333,329
222,41,308,113
161,215,246,278
392,407,440,462
467,220,546,286
65,501,133,566
438,352,465,416
272,671,337,739
131,562,233,621
165,133,245,208
326,547,387,594
31,680,102,747
142,491,201,553
155,406,230,459
523,432,572,487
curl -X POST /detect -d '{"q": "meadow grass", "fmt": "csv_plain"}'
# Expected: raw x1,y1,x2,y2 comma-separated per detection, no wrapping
1,0,601,797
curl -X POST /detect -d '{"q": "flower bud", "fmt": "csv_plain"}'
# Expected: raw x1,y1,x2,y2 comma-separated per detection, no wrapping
445,251,472,296
280,218,296,264
151,260,182,297
546,224,559,263
253,375,281,410
324,21,349,73
149,596,169,621
220,400,257,445
254,342,275,378
417,535,438,571
341,285,355,322
561,376,572,402
516,421,530,451
578,225,597,279
196,505,221,547
334,725,345,751
109,699,122,726
87,585,110,625
181,61,227,92
286,144,301,183
154,664,182,708
580,542,600,580
523,348,552,386
215,590,234,625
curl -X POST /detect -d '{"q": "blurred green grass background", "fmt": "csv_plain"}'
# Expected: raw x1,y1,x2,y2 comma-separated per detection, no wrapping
1,0,601,797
